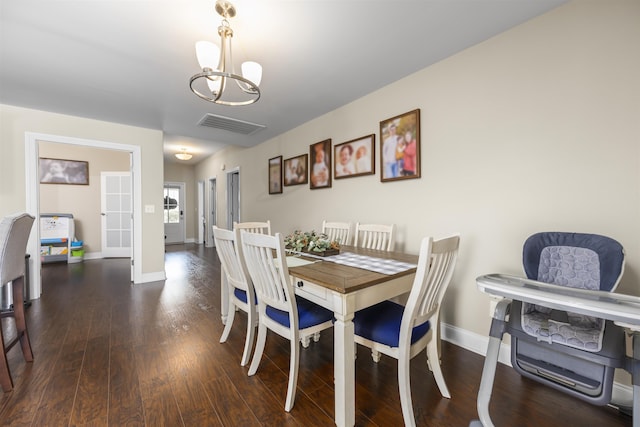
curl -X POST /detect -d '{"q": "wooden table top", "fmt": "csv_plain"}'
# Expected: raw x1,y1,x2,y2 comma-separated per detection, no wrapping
287,245,418,294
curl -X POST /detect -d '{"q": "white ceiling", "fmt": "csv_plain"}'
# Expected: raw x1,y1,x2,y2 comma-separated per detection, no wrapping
0,0,565,164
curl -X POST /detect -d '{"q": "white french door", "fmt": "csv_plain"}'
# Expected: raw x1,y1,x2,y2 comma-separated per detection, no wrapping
101,172,132,258
164,182,185,244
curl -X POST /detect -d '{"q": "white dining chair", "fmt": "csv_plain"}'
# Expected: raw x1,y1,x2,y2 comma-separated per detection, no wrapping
240,231,333,412
354,222,395,251
353,234,460,427
0,213,35,392
233,220,271,235
321,220,352,246
213,226,257,366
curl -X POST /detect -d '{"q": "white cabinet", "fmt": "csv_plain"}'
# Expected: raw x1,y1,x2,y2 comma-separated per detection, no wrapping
40,214,74,263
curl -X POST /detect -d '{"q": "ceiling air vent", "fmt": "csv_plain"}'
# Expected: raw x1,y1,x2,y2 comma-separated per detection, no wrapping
197,113,266,135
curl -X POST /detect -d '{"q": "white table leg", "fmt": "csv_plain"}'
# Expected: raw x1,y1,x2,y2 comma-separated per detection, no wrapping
334,313,355,427
221,270,228,324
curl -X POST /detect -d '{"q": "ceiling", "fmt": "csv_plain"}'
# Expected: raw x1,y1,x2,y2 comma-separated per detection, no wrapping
0,0,565,165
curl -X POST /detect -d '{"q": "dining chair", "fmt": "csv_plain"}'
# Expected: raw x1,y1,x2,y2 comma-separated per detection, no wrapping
233,220,271,235
240,231,334,412
321,220,352,246
0,213,35,392
213,226,257,366
354,222,396,251
353,234,460,426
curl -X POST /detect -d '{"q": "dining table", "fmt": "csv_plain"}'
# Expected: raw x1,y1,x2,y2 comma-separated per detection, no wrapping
219,244,419,427
287,245,419,427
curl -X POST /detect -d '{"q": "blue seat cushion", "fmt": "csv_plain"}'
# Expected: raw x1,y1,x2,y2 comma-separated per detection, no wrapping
265,296,333,329
354,300,430,348
233,288,257,304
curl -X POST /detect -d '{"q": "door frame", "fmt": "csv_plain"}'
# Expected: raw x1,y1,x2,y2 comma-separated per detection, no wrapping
25,132,143,299
207,177,216,247
197,180,205,244
226,168,240,229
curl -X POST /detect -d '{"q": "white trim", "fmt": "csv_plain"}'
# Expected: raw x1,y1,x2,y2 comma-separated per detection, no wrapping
25,132,143,299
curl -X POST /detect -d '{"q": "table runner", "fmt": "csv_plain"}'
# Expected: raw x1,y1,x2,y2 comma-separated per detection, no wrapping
324,251,417,275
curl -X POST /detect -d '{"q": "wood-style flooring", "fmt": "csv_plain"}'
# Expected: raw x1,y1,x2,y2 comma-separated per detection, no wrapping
0,243,632,426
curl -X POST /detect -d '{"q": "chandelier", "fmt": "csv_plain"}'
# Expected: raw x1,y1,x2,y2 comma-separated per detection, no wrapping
189,0,262,106
175,148,193,161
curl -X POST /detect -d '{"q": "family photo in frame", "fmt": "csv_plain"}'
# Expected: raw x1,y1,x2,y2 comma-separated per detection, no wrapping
380,109,420,182
334,134,375,179
310,139,332,189
268,156,283,194
284,154,308,186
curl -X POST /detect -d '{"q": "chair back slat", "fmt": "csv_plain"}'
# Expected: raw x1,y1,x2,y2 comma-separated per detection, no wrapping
355,222,395,251
240,231,292,314
212,226,251,293
402,235,460,331
321,220,352,246
0,213,35,286
234,221,271,235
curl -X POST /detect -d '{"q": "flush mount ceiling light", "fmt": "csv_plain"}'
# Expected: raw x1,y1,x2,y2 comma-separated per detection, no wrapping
189,0,262,106
175,148,193,161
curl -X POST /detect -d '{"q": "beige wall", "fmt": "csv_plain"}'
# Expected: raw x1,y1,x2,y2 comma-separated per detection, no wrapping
164,161,197,242
196,0,640,341
0,104,166,277
39,143,129,255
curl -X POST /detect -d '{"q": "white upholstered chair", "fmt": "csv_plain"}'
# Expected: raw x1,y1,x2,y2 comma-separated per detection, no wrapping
233,221,271,235
354,222,396,251
321,220,352,246
240,231,333,412
213,226,256,366
353,234,460,426
0,213,35,392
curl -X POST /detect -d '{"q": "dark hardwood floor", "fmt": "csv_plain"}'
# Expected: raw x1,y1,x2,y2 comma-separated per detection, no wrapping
0,243,631,426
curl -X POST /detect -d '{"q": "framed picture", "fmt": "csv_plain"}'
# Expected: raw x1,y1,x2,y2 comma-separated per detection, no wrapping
284,154,308,186
268,156,283,194
380,109,420,182
39,158,89,185
334,134,375,179
309,139,332,189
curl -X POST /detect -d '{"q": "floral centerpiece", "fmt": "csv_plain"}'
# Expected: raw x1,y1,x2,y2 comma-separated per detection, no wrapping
284,230,340,256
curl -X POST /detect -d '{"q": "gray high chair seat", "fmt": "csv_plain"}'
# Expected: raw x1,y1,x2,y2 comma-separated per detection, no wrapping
509,232,626,405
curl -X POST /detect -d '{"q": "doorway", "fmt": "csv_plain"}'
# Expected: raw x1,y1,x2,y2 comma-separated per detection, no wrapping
25,132,142,299
163,182,186,244
226,169,240,228
208,178,217,247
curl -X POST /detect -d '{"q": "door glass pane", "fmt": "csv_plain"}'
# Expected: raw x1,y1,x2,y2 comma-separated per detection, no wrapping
163,187,180,224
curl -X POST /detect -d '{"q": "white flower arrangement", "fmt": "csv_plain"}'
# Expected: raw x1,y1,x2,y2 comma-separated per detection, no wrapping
284,230,340,254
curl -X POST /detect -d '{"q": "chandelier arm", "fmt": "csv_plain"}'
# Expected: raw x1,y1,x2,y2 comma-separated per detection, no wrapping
189,70,260,106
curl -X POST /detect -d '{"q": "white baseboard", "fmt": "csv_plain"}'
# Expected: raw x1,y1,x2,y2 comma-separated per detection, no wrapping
137,271,166,284
440,321,633,407
84,251,102,260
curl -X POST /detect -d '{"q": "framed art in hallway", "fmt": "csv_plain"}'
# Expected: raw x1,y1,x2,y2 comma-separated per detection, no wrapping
380,109,420,182
268,156,283,194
